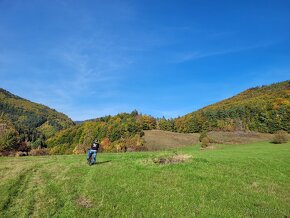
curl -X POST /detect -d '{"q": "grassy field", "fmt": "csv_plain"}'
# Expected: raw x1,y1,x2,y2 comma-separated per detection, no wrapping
0,142,290,217
143,130,200,150
208,131,273,144
142,130,274,151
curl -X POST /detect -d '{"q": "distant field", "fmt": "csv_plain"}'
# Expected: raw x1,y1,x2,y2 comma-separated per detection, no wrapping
0,141,289,217
143,130,199,150
143,130,273,150
208,131,273,144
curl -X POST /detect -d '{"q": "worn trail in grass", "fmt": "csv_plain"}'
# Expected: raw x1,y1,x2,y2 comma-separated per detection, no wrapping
0,142,290,217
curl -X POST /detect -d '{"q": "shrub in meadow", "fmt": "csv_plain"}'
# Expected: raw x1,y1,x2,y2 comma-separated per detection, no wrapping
272,130,288,144
201,137,210,148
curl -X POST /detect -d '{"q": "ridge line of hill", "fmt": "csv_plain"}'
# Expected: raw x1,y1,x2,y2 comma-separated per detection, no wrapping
1,80,289,154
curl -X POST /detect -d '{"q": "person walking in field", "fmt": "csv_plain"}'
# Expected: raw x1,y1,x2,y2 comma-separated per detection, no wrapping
87,139,100,165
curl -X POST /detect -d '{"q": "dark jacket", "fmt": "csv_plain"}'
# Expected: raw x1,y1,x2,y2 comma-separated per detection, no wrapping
91,142,100,151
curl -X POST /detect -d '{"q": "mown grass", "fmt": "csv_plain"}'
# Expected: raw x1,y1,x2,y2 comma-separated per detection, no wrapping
0,141,290,217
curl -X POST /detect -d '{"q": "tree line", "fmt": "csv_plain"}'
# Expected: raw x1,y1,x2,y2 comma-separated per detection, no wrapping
1,81,289,154
0,88,74,153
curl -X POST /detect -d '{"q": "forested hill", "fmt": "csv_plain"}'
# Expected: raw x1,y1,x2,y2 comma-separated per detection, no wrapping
46,111,156,154
1,80,289,155
0,88,75,151
174,80,290,133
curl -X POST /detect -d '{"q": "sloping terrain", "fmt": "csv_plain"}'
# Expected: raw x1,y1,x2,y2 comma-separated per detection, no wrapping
143,130,274,150
0,88,74,152
46,112,156,154
0,88,74,136
0,88,74,131
143,130,199,150
175,80,290,133
1,80,289,155
208,131,273,144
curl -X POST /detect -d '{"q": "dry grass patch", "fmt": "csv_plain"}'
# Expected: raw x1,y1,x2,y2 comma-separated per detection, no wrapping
143,130,199,150
200,145,216,150
208,131,273,144
153,154,192,165
76,196,92,208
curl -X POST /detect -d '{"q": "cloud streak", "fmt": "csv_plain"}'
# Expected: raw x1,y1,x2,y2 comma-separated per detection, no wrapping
174,41,276,63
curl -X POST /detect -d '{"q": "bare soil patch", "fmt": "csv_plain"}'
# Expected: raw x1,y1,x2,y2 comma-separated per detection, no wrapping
76,196,92,208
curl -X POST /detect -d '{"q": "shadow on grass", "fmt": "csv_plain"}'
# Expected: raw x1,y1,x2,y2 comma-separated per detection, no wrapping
95,160,111,165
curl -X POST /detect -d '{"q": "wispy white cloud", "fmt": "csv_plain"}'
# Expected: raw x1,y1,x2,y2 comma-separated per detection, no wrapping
0,33,134,119
174,41,276,63
50,36,133,97
0,3,140,121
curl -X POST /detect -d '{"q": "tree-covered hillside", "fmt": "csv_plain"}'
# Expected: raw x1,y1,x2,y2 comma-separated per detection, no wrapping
0,88,75,152
1,80,289,155
46,111,156,154
174,81,290,133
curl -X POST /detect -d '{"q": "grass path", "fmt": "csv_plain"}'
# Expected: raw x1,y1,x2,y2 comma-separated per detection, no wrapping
0,142,290,217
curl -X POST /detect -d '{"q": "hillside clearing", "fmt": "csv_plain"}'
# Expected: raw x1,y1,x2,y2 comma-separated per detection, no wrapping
143,130,275,150
208,131,273,144
143,130,199,150
0,142,290,217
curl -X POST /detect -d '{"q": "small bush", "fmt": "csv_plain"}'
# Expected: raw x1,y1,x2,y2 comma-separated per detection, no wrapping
201,137,210,148
15,151,28,157
48,144,69,155
272,130,288,144
199,131,208,142
29,148,49,156
152,154,191,165
30,138,45,149
73,144,86,154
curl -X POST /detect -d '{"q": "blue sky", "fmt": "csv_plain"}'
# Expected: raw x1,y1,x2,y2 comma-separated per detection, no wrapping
0,0,289,120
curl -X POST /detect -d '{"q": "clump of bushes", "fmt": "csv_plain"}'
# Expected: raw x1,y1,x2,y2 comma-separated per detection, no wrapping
201,137,210,148
199,131,208,142
199,131,210,148
15,151,28,157
29,148,49,156
153,154,192,165
73,144,86,154
272,130,288,144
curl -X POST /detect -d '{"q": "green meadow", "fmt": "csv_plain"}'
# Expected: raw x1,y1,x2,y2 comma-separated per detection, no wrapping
1,142,289,217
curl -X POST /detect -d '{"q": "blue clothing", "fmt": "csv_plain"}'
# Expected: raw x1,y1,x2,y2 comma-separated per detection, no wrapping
87,149,97,164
